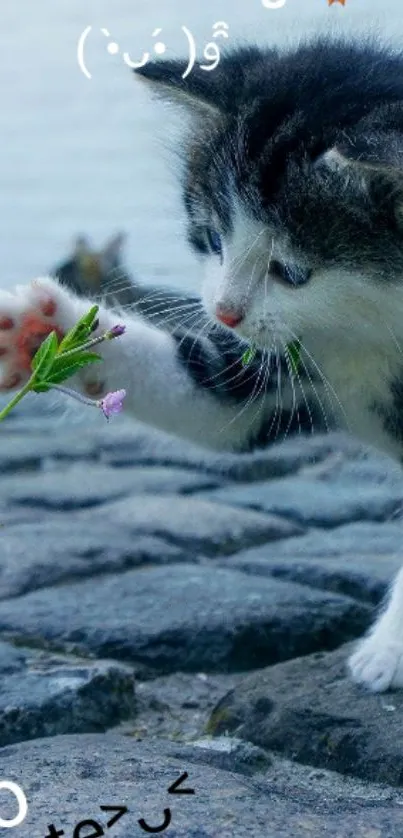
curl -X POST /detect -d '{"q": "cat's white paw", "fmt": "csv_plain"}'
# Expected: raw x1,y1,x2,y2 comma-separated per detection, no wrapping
348,635,403,692
0,277,88,392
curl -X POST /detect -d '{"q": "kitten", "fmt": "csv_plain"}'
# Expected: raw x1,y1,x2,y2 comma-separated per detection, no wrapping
2,36,403,691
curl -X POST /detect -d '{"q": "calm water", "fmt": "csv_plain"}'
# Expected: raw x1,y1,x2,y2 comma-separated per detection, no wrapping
0,0,399,293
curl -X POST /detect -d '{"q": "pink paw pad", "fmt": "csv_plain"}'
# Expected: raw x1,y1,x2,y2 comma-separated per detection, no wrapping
39,297,57,318
84,380,105,398
0,317,14,330
2,372,22,390
15,312,64,372
0,297,65,393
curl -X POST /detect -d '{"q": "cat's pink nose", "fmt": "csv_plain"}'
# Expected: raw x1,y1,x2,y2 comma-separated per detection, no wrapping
215,305,244,328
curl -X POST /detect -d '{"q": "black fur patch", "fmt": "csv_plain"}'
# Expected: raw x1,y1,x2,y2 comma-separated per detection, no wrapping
173,327,310,403
247,400,329,451
173,327,327,450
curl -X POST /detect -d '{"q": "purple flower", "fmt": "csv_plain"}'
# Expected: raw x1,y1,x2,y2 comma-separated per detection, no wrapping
107,324,126,339
98,389,126,420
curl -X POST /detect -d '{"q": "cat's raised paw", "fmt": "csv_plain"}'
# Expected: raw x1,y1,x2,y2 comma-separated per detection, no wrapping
0,277,78,391
348,636,403,692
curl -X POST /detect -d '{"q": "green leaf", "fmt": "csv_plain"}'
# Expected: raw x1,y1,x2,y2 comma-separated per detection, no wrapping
50,349,101,372
58,306,99,353
287,340,301,375
241,346,257,366
44,352,101,386
31,331,59,379
31,381,52,393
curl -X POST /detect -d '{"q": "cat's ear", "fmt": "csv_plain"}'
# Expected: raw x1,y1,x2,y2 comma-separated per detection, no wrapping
102,232,126,261
315,133,403,177
341,138,403,225
313,148,350,172
316,141,403,227
363,162,403,229
133,47,267,118
134,59,222,118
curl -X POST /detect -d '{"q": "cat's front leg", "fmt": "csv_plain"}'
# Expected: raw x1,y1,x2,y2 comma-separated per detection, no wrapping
349,565,403,691
0,277,267,449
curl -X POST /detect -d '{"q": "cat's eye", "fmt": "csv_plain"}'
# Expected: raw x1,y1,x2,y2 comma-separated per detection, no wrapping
269,259,312,287
206,229,223,260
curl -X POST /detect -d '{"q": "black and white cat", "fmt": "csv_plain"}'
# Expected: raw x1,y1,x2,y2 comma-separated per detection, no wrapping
3,36,403,691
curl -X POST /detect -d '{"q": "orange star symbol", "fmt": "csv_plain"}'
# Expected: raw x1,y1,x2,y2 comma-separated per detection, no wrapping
328,0,346,5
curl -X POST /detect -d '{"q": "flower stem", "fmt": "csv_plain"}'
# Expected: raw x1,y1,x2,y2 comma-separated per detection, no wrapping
0,376,36,422
59,331,112,359
49,383,98,407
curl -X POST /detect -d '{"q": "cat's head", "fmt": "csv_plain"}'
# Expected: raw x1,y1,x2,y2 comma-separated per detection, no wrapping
135,40,403,350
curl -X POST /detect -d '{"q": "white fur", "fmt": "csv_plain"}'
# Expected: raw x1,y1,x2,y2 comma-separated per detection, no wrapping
349,567,403,692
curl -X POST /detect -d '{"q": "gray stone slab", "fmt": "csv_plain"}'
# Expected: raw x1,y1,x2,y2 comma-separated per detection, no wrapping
219,521,403,604
221,552,400,606
3,733,403,838
305,452,403,488
204,476,403,528
95,425,365,481
0,641,135,747
227,520,403,560
81,494,303,555
0,506,49,527
0,465,223,511
0,436,57,473
0,432,98,473
207,642,403,786
0,639,26,672
0,565,370,673
0,519,188,600
0,491,300,602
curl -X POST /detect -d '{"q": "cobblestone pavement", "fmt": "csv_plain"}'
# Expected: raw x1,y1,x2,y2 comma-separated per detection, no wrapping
2,405,403,835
